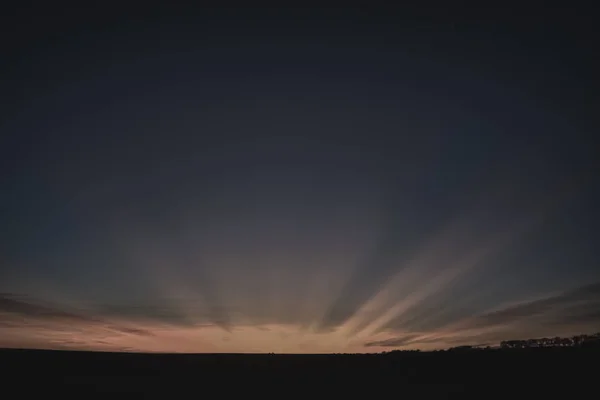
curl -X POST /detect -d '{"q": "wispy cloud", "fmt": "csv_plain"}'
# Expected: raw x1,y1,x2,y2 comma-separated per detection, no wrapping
2,282,599,353
364,282,600,349
0,293,154,349
0,293,360,353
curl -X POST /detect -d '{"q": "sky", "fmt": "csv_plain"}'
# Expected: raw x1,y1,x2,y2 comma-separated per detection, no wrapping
1,6,599,353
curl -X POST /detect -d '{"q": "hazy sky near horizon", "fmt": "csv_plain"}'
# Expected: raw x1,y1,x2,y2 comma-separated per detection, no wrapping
1,7,599,353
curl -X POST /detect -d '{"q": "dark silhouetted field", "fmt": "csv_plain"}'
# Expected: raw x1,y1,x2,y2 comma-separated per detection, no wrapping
2,346,598,397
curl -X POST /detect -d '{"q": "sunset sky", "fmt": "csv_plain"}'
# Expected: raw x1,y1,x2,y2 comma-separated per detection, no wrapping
1,6,598,353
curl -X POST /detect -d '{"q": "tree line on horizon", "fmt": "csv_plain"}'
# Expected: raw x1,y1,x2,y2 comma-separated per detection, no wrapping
380,332,600,354
498,332,600,349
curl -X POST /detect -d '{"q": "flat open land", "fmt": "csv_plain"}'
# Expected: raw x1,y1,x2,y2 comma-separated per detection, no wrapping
2,347,597,397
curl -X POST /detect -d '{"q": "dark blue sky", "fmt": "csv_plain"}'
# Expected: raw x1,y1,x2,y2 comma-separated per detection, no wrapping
1,6,598,352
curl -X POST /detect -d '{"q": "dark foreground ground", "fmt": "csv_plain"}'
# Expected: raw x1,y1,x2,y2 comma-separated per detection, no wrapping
2,347,598,397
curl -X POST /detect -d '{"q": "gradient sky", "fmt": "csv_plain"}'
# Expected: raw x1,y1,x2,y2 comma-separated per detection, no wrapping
1,6,599,353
